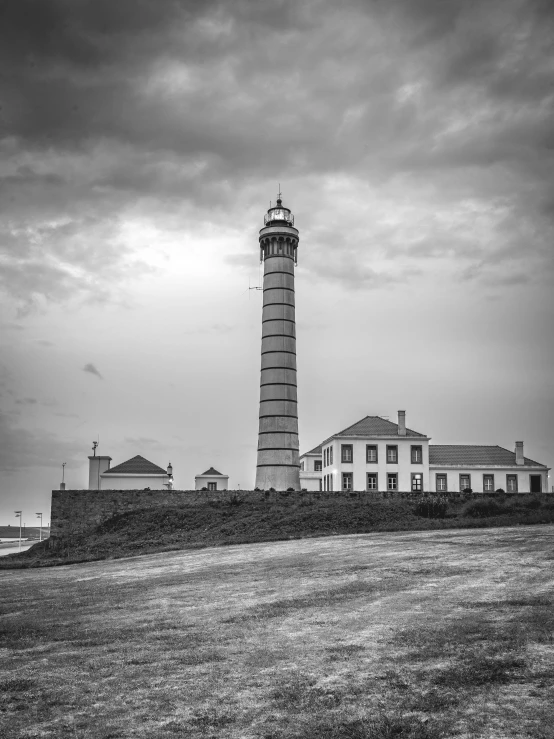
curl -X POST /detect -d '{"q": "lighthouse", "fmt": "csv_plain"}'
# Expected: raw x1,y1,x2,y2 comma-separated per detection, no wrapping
255,195,301,491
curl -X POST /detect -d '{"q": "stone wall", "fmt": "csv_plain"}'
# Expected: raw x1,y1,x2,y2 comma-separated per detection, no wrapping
49,489,257,539
51,487,545,541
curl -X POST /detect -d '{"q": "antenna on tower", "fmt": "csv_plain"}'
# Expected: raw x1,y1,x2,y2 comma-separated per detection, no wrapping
249,276,262,295
277,183,282,201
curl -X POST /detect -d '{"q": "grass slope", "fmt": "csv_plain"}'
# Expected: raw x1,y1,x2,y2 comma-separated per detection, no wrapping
3,493,554,569
1,526,553,738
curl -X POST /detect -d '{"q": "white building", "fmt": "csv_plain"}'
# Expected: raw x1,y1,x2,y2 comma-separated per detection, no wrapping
429,443,548,494
300,411,549,494
195,467,229,491
315,412,430,493
88,454,173,490
300,444,322,490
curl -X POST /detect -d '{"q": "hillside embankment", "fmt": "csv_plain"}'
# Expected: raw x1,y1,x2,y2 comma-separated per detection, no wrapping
2,491,554,569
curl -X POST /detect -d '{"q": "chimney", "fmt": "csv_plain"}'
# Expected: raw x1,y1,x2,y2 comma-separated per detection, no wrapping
515,441,524,466
88,455,112,490
398,410,406,436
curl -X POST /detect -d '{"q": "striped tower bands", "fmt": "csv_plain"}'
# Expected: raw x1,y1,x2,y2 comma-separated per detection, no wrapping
255,197,300,491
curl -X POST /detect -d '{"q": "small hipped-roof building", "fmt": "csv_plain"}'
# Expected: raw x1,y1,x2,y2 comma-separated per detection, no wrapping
195,467,229,491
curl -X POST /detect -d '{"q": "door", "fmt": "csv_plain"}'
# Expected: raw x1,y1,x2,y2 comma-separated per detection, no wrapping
530,475,542,493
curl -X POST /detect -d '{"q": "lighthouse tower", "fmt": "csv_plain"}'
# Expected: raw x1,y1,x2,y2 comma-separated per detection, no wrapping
255,195,301,491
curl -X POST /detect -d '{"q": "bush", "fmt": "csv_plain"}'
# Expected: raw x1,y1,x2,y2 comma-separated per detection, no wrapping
413,498,448,519
496,488,505,494
287,487,295,492
462,498,505,518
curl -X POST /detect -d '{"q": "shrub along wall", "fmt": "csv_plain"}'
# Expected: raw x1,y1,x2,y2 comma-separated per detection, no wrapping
50,488,542,541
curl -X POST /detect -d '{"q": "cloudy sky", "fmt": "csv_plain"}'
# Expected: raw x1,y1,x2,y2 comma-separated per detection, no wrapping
1,0,553,524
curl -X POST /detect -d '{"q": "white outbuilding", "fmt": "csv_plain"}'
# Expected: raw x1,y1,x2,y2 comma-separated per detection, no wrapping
195,467,229,491
88,453,174,490
299,444,323,490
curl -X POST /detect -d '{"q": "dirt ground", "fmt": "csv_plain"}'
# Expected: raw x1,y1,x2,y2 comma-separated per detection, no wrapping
1,525,553,738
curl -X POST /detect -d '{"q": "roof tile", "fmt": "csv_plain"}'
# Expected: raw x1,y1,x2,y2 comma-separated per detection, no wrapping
105,455,167,475
430,445,546,467
332,416,427,439
303,444,322,456
198,467,226,476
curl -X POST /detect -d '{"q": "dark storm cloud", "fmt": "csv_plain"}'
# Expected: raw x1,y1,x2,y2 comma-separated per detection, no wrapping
83,362,103,379
1,0,553,304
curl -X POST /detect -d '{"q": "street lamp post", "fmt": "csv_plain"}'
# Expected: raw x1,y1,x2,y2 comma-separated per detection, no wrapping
15,511,22,552
36,512,43,542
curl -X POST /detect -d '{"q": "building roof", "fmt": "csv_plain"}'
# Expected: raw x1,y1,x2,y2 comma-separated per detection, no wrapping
301,444,322,457
429,445,546,468
197,467,227,477
104,455,168,475
328,415,427,440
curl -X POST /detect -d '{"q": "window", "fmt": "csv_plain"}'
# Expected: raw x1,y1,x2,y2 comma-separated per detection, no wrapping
387,473,398,491
412,473,423,492
530,475,542,493
367,473,378,490
366,445,378,463
330,446,333,464
341,444,353,463
319,479,323,491
386,445,398,464
483,474,494,492
342,472,353,491
411,446,423,464
460,474,471,492
436,474,447,492
506,475,518,493
314,460,322,472
207,482,217,491
329,474,334,491
300,461,304,471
